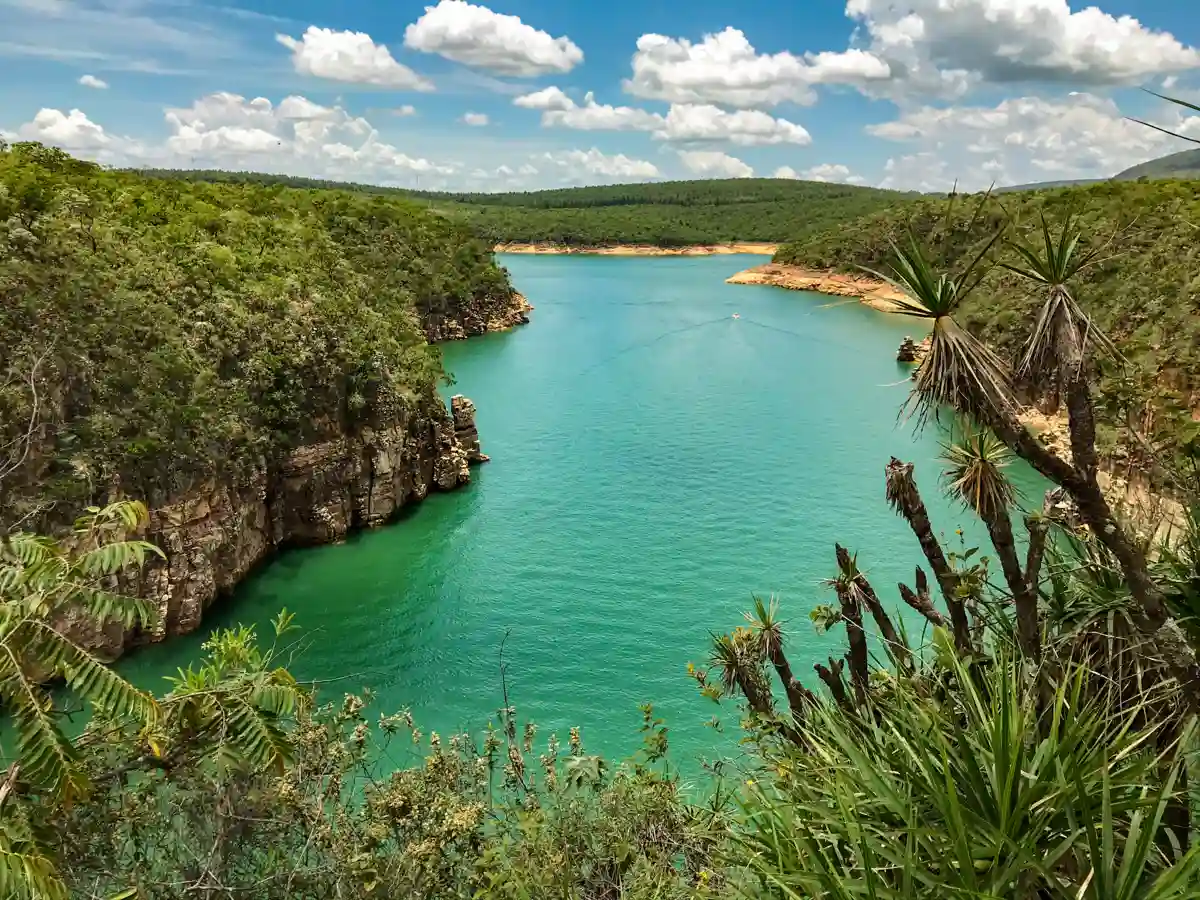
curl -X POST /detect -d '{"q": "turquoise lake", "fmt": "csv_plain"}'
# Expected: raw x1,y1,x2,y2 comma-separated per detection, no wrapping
118,254,1042,770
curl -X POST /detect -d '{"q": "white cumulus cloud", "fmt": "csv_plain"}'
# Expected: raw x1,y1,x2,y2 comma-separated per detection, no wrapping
869,92,1200,190
404,0,582,76
677,149,754,179
657,105,810,146
11,93,456,188
513,86,576,111
461,111,489,126
540,147,659,182
277,26,433,90
18,108,112,149
78,74,108,89
846,0,1200,98
774,163,865,184
625,27,890,107
540,92,664,132
514,88,810,146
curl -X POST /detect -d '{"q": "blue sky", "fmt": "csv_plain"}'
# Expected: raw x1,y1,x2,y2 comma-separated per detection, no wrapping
2,0,1199,191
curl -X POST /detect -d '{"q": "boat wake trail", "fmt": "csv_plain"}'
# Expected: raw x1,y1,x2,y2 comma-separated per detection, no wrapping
573,316,733,377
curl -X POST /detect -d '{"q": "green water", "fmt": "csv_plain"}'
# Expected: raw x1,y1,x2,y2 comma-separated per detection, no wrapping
118,254,1042,766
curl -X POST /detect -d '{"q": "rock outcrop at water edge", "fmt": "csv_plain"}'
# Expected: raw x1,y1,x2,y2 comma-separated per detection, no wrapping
422,290,533,342
61,396,486,660
452,395,489,464
727,264,909,312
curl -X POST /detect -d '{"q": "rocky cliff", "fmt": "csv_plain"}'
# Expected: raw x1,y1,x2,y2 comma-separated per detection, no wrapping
63,395,486,660
422,290,534,342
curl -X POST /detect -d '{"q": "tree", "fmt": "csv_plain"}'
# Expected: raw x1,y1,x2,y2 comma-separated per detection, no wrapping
876,218,1199,698
0,500,159,900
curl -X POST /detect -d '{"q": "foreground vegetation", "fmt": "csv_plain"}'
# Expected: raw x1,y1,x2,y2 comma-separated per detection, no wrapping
1,141,513,526
140,171,915,246
7,185,1200,900
777,177,1200,484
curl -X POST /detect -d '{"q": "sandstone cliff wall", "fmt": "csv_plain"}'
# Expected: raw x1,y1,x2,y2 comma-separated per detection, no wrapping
64,395,485,660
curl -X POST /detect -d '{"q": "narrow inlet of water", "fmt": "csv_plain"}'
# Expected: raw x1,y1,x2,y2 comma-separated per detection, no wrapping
118,254,1044,769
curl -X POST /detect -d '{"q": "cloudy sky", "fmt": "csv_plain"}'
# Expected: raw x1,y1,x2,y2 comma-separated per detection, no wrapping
2,0,1199,192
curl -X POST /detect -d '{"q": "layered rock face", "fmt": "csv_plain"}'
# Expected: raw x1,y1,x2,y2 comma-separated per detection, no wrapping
423,291,533,342
65,395,485,660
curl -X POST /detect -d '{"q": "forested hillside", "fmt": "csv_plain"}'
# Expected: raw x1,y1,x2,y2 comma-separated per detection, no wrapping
441,179,907,245
139,168,915,246
1,142,514,523
776,179,1200,481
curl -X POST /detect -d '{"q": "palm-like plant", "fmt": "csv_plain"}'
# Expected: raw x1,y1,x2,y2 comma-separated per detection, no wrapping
706,628,773,719
744,595,814,723
874,212,1182,662
1004,214,1117,390
941,428,1041,659
1003,214,1118,479
885,456,975,654
0,501,161,900
866,231,1014,429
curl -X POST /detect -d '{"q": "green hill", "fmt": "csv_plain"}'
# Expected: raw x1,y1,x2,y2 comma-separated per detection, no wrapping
775,179,1200,482
1116,147,1200,180
136,169,915,246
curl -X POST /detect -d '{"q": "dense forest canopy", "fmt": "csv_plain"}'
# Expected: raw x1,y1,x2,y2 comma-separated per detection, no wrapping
136,168,917,246
776,178,1200,482
1,142,512,520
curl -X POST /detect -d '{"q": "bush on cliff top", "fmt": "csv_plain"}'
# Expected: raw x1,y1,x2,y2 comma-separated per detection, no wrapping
776,179,1200,481
0,142,512,521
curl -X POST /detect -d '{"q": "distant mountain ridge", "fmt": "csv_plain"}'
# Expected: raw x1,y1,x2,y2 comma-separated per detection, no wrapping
995,178,1102,193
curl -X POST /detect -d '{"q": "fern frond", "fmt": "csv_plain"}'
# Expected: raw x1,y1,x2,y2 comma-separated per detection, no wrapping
225,694,294,773
58,585,157,630
74,539,162,578
250,679,299,717
1,533,58,568
7,672,85,800
73,500,149,535
23,620,157,723
0,844,66,900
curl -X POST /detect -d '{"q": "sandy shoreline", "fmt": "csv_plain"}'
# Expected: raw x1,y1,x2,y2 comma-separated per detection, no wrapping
726,263,908,312
494,242,778,257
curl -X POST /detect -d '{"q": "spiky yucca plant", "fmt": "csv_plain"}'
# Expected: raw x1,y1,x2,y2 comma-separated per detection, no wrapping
866,231,1014,429
941,429,1041,659
744,596,815,723
735,650,1200,898
1003,213,1118,395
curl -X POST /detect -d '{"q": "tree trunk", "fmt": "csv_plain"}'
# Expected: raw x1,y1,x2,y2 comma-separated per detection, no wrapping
899,581,948,629
836,584,870,708
982,508,1041,660
767,644,816,724
984,384,1200,707
886,459,973,655
986,405,1164,622
815,658,850,710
